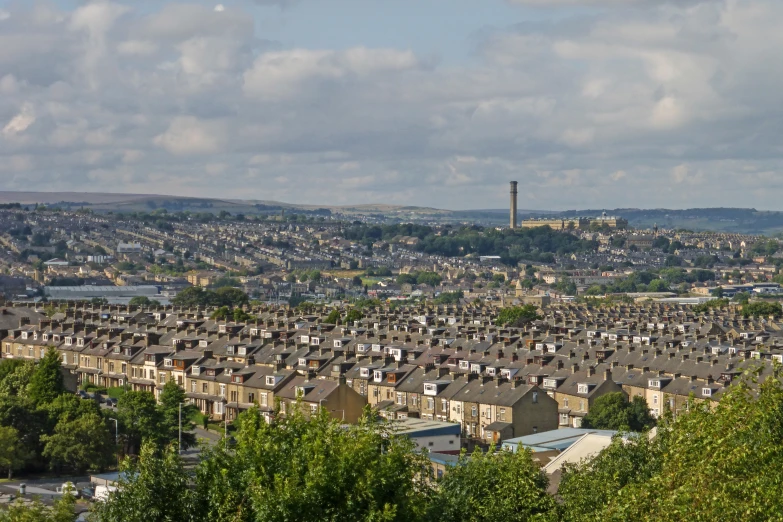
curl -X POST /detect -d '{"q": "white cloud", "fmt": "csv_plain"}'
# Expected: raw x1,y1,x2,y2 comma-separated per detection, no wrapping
154,116,225,155
3,103,35,137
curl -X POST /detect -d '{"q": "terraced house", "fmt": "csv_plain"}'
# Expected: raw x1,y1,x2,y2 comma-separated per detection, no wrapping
1,299,781,446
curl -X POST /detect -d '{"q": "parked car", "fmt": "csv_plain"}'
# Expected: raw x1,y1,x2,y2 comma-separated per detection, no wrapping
105,398,118,408
77,390,89,399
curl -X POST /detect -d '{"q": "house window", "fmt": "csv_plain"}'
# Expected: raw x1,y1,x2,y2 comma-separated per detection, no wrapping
248,393,255,403
532,392,538,404
260,393,268,406
202,383,208,393
580,400,585,411
560,413,569,425
219,384,226,397
159,373,166,384
310,404,318,414
441,399,448,412
426,398,434,410
500,408,506,421
191,381,196,392
471,406,477,417
62,353,68,364
653,395,658,405
563,397,569,408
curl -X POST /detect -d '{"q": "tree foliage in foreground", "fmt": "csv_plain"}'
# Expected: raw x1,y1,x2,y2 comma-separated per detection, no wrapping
559,370,783,521
429,446,554,522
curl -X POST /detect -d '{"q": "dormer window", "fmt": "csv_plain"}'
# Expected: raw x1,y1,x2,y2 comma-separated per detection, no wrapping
200,340,208,348
334,340,342,348
77,338,84,347
164,358,173,366
649,380,661,389
543,378,557,389
65,337,72,346
298,358,307,367
113,346,120,353
578,384,590,394
226,368,233,376
486,367,497,376
360,368,370,378
43,334,49,341
250,328,259,336
238,346,246,356
702,388,712,397
21,332,28,340
373,370,385,383
53,335,60,342
192,366,201,375
266,375,276,386
459,361,469,370
226,346,235,355
233,375,242,384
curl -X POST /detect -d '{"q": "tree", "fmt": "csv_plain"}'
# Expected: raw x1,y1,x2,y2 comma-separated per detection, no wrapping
158,381,197,450
742,301,783,318
116,391,163,455
41,412,114,473
129,296,160,307
495,305,540,327
91,443,194,522
190,407,431,522
0,491,77,522
559,373,783,521
345,309,364,323
213,287,250,308
325,309,341,324
430,447,555,522
0,359,35,398
27,347,65,405
0,426,26,478
581,393,656,432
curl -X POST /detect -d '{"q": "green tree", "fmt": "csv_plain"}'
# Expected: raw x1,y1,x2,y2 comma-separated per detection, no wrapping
741,301,783,318
158,381,197,450
0,426,27,478
190,407,431,522
496,305,540,327
129,296,160,307
581,393,655,432
27,347,65,405
430,446,555,522
0,491,76,522
559,373,783,521
325,309,341,324
41,412,114,473
345,309,364,323
91,443,194,522
213,287,250,307
416,271,442,287
0,359,35,397
116,391,163,455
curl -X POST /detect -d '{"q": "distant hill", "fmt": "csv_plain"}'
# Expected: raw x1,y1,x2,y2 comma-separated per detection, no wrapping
0,191,781,235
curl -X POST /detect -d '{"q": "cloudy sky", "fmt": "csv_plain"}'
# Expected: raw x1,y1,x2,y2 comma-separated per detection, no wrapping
0,0,781,210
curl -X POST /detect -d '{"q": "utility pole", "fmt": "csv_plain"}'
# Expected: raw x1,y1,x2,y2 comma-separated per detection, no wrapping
178,402,182,454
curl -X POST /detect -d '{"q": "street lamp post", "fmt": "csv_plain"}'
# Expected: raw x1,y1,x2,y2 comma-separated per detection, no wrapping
109,418,119,468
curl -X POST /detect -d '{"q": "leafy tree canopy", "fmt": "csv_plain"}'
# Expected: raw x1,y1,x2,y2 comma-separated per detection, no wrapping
581,393,656,432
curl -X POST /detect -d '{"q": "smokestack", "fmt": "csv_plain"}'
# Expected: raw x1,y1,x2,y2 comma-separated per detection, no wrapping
510,181,518,229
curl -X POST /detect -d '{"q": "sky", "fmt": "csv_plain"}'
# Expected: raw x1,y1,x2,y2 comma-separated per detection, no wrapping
0,0,782,211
